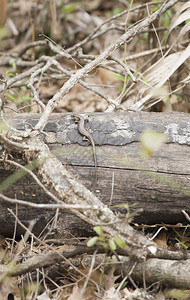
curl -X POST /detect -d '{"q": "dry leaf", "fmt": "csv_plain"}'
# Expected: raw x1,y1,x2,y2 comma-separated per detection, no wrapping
169,11,190,33
130,44,190,110
154,230,168,249
103,266,120,291
68,284,81,300
0,276,20,299
102,287,121,300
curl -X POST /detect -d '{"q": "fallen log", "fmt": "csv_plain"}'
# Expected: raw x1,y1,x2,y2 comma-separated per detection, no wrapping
0,112,190,237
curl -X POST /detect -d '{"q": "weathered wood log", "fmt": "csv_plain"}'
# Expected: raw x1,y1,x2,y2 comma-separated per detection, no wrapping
0,112,190,237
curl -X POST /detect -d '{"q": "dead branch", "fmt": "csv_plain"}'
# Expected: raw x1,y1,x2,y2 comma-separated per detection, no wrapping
1,242,190,289
34,0,181,130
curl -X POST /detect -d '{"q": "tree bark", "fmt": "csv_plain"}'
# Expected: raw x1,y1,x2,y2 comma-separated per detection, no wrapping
0,112,190,237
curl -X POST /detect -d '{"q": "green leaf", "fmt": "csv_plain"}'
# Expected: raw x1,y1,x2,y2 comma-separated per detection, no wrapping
18,96,32,102
62,4,76,14
161,10,171,27
175,238,188,250
93,226,103,236
112,73,125,82
112,8,122,16
140,130,167,157
12,61,17,73
6,72,16,77
21,86,28,92
87,236,99,247
108,239,116,251
114,237,126,249
152,3,161,13
120,281,128,289
141,74,149,83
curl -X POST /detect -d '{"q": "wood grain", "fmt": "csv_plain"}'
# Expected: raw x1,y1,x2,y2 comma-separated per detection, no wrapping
0,112,190,237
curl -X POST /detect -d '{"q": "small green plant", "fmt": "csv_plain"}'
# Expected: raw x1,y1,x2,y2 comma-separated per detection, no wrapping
152,2,162,13
112,73,131,91
87,225,126,251
175,238,188,250
112,72,147,91
59,0,76,14
112,8,122,16
5,89,32,106
5,61,33,110
161,9,172,27
6,60,17,77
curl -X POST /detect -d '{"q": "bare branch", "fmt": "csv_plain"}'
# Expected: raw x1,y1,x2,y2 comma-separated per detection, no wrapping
35,0,181,130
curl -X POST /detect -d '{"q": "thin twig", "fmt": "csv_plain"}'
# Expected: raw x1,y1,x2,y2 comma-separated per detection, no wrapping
35,0,180,130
